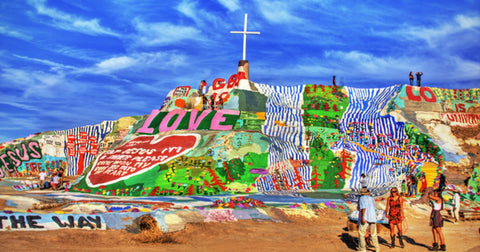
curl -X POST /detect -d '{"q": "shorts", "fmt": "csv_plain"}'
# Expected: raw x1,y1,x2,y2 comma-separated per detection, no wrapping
430,210,443,228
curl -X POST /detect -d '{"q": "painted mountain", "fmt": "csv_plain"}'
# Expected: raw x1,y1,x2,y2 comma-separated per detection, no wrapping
1,72,479,200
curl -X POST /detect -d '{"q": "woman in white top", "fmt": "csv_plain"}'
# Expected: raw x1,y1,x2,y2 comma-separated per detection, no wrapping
428,189,445,251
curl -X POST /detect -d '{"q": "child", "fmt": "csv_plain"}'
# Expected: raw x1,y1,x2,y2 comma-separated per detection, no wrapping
51,172,60,191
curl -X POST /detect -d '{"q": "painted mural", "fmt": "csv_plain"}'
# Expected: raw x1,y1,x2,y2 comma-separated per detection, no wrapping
0,213,105,231
1,74,479,200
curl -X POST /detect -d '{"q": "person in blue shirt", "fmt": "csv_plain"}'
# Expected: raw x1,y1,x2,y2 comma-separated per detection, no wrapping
358,188,380,252
416,72,423,86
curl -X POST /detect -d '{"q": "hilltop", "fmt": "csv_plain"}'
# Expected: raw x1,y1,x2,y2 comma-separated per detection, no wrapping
1,71,479,201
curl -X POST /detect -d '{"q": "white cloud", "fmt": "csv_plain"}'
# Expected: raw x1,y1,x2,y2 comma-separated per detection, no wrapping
83,51,188,75
255,1,303,24
28,0,119,36
0,93,42,112
176,0,229,31
321,50,480,84
391,14,480,47
217,0,240,12
96,56,137,73
53,46,104,62
177,0,197,19
13,54,76,72
0,25,32,40
133,19,202,46
455,14,480,29
1,68,66,98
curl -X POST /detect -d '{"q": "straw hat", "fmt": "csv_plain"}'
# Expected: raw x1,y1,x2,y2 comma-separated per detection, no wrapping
360,188,370,195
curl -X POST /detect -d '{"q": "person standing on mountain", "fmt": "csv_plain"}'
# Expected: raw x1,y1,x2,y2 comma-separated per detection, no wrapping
409,72,414,86
416,72,423,86
198,80,208,96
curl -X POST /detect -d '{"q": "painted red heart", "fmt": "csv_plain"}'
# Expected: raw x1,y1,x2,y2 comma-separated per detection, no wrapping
86,134,200,187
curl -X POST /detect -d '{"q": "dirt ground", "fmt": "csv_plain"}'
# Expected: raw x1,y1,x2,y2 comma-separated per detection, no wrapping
1,206,479,252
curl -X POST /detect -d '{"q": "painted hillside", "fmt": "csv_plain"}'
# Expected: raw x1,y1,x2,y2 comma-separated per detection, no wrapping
1,71,479,201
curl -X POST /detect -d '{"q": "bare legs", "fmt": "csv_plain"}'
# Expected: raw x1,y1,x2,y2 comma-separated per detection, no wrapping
432,227,445,251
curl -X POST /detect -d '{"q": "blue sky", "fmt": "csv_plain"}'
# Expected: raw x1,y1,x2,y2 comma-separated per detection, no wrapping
1,0,479,143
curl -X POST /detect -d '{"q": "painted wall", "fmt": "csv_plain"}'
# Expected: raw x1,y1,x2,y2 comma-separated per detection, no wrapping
0,213,105,231
1,76,479,198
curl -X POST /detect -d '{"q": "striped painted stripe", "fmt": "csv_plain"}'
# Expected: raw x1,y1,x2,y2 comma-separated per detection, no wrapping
55,121,115,176
255,83,306,165
340,85,412,189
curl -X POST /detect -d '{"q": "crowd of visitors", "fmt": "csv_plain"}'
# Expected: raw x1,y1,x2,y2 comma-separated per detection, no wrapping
357,172,453,251
37,168,65,190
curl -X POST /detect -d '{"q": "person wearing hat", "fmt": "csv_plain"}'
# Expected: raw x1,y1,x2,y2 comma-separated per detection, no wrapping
358,188,380,252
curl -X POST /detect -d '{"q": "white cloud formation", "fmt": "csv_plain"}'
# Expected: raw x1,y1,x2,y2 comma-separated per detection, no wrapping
13,54,77,72
132,19,202,46
255,1,303,24
217,0,240,12
96,56,137,73
176,0,229,30
455,14,480,29
28,0,119,36
0,68,66,98
0,25,32,40
393,14,480,47
82,51,188,76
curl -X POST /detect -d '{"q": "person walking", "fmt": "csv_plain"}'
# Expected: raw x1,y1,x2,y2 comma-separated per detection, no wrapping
428,189,446,251
416,72,423,87
452,189,461,224
410,174,418,197
385,187,405,248
439,173,447,192
409,72,414,86
401,180,407,196
420,174,427,195
358,188,380,252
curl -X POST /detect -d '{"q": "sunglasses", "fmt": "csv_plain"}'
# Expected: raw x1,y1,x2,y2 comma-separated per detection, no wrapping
391,190,398,193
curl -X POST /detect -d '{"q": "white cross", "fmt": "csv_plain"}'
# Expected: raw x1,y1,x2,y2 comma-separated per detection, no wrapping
230,13,260,60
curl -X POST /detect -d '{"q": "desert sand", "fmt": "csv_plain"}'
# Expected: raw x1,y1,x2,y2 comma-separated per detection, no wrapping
1,192,479,252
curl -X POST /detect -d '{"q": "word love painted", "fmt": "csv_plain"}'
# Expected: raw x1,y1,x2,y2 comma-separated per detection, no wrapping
86,134,200,187
137,109,240,134
0,213,104,231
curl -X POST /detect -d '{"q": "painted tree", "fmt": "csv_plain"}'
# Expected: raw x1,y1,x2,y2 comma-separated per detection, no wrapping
292,167,306,189
148,186,160,196
339,148,354,180
216,158,245,182
309,165,323,189
187,184,195,195
206,168,227,191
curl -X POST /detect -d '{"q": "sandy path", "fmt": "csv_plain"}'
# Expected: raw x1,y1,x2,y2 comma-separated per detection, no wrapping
1,208,479,252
